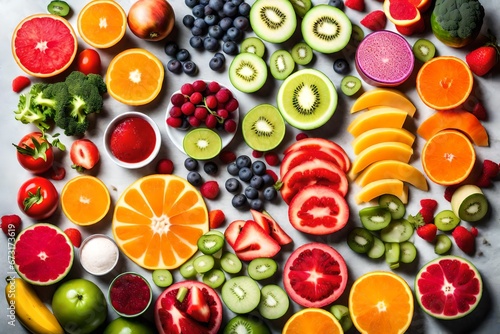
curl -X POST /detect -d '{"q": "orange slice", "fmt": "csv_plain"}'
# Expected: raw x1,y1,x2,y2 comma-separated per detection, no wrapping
421,129,476,186
77,0,127,48
61,175,111,226
383,0,421,27
349,271,414,334
112,175,209,270
106,48,165,106
283,308,343,334
416,56,473,111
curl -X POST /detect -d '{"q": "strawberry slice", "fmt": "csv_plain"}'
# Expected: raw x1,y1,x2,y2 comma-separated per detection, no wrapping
186,286,211,323
232,220,281,261
250,209,292,246
70,138,100,172
224,220,246,248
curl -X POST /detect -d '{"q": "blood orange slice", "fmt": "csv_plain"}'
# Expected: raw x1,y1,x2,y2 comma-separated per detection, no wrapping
12,14,77,77
14,223,74,286
283,242,348,307
415,255,482,320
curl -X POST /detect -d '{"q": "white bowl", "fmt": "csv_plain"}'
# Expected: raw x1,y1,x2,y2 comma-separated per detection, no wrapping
79,234,119,276
103,111,161,169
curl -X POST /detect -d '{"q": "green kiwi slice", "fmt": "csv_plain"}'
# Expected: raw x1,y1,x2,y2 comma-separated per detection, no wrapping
179,258,197,279
242,103,286,152
223,315,271,334
258,284,290,320
367,235,385,259
412,38,436,63
378,194,406,219
451,185,489,222
152,269,173,288
301,5,352,54
399,241,417,264
222,276,261,314
202,268,226,289
351,24,365,44
197,233,224,255
347,227,374,254
183,128,222,160
47,0,70,17
229,52,268,93
276,68,338,130
359,206,392,231
330,305,353,332
269,49,296,80
385,242,400,269
240,37,266,58
193,254,215,274
290,0,312,17
434,210,460,232
291,42,314,66
249,0,297,44
220,252,243,274
434,234,452,255
380,219,414,243
248,258,278,280
340,75,362,97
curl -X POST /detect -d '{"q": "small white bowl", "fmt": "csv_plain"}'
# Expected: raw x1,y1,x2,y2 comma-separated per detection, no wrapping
103,111,161,169
79,234,119,276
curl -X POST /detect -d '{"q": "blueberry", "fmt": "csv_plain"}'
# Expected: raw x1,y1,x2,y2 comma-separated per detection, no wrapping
227,162,239,176
244,186,259,200
238,2,251,16
209,56,224,71
208,25,224,39
204,14,219,26
222,41,238,55
232,0,243,5
225,177,240,193
176,49,190,62
194,17,208,29
233,16,249,31
263,186,277,201
203,161,219,175
185,0,199,8
238,167,253,182
251,161,266,176
167,59,182,74
179,117,191,131
249,198,264,211
214,52,225,61
333,58,350,75
199,0,209,4
209,0,224,11
223,2,238,17
164,41,179,57
204,4,215,16
236,155,251,168
219,17,233,31
249,175,264,189
204,37,219,52
226,27,242,42
183,61,198,76
187,171,203,186
182,15,196,28
192,4,205,17
232,194,248,209
191,26,206,36
262,173,275,187
328,0,344,10
184,157,199,171
190,36,204,49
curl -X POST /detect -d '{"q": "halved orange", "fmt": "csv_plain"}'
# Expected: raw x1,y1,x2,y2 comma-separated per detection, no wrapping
112,175,209,270
283,308,343,334
383,0,421,26
77,0,127,48
421,129,476,185
349,271,414,334
416,56,473,110
61,175,111,226
106,48,165,106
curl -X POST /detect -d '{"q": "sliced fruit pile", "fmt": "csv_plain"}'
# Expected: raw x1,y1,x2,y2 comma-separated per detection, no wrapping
383,0,432,36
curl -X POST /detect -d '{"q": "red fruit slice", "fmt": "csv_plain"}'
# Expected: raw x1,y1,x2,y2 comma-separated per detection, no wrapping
288,185,349,235
415,255,482,320
232,220,281,261
12,14,77,78
250,209,293,246
14,223,74,285
224,220,246,248
283,242,348,307
186,286,211,323
155,281,222,334
280,149,348,178
280,159,348,204
383,0,421,27
284,138,351,171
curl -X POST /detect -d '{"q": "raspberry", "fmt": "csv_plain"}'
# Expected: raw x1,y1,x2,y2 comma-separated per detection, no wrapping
471,101,487,121
470,226,479,237
264,152,280,166
192,80,207,92
252,150,263,158
444,185,458,202
475,159,499,188
295,132,309,141
156,159,174,174
219,150,236,164
1,215,22,236
180,83,195,95
64,228,82,248
200,181,220,200
208,209,225,229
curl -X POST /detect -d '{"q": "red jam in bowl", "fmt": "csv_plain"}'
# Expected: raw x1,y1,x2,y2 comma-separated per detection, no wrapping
109,116,156,163
109,273,152,316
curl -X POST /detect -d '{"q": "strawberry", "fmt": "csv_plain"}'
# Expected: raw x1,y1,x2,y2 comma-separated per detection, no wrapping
471,101,487,121
264,152,280,166
252,150,263,158
419,199,438,224
452,225,476,255
360,10,387,31
64,227,82,248
224,220,246,248
156,158,174,174
200,181,219,199
444,185,459,202
295,132,308,141
219,150,236,164
12,75,31,93
186,286,211,323
70,139,100,172
49,165,66,181
266,169,279,183
1,215,22,236
416,224,437,242
475,159,499,188
232,220,281,261
465,43,499,77
345,0,365,11
208,209,225,229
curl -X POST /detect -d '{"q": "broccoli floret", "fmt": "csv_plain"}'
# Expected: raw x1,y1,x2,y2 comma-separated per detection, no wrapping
433,0,484,39
32,82,70,118
14,92,51,130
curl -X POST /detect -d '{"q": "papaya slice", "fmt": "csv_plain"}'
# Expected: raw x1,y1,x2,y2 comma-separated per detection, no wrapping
350,88,416,115
355,179,409,205
352,127,415,154
348,108,409,137
350,142,414,176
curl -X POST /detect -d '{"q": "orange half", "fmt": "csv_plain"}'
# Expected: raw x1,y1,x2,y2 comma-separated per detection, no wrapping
283,308,343,334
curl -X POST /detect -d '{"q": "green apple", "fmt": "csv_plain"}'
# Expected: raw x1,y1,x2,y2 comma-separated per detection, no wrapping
104,317,156,334
52,278,107,334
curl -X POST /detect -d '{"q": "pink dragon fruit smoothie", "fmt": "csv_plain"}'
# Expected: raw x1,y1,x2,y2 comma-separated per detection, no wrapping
355,30,414,87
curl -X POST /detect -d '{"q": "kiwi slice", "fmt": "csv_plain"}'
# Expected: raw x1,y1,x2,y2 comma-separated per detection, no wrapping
152,269,173,288
223,314,271,334
451,184,489,222
183,128,222,160
220,252,243,274
269,49,296,80
434,234,452,255
276,68,337,130
380,219,414,243
229,52,268,93
179,258,197,279
434,210,461,232
47,0,70,17
378,194,406,219
347,227,374,254
367,235,385,259
413,38,436,63
202,268,226,289
359,206,392,231
301,5,352,54
240,37,266,58
242,104,286,152
399,241,417,264
197,233,224,255
340,75,362,96
258,284,290,320
351,24,365,44
222,276,261,314
193,254,216,274
248,258,278,280
330,305,353,332
385,242,400,269
290,0,312,17
249,0,297,44
291,42,314,66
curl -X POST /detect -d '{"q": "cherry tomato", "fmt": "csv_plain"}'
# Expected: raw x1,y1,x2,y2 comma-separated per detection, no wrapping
17,177,59,220
76,49,102,75
14,132,54,174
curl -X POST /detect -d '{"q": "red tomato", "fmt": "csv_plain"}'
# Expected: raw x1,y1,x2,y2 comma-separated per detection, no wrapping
15,132,54,174
76,49,102,75
17,177,59,220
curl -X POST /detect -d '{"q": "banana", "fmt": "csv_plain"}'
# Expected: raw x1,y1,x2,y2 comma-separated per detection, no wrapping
5,277,64,334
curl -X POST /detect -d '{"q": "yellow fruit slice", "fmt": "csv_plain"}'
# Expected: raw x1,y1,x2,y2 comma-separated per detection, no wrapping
350,88,416,115
355,179,409,204
348,108,409,137
354,160,429,191
350,142,413,175
352,127,415,154
283,308,343,334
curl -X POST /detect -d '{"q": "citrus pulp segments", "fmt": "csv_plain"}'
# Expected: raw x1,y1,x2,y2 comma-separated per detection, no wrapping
12,14,77,77
112,175,209,270
14,223,74,286
415,256,483,320
283,308,343,334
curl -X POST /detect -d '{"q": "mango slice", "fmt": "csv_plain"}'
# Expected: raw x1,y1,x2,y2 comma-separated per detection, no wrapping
350,88,416,116
354,160,428,191
350,142,413,175
348,107,409,137
355,179,409,204
352,127,415,154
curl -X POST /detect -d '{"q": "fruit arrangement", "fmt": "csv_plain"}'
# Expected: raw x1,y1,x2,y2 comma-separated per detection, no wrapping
3,1,500,334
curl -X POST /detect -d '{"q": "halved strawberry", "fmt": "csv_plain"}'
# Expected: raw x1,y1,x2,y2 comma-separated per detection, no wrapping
250,209,292,246
70,138,100,172
186,286,211,323
232,220,281,261
224,220,246,248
